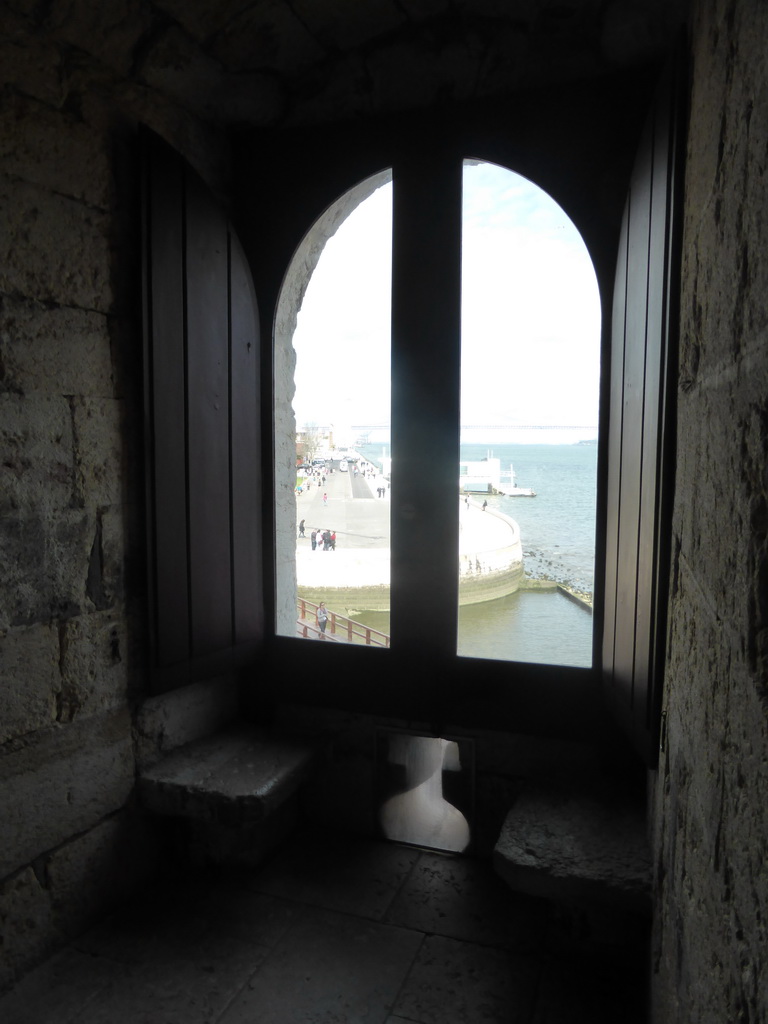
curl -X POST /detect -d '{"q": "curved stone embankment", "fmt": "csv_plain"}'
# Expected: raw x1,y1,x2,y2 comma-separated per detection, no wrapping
297,500,524,615
458,505,524,606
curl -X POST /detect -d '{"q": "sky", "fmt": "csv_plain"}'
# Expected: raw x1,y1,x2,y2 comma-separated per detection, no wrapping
290,161,601,439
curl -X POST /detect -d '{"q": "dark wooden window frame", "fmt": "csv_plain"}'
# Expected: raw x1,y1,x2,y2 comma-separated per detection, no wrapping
279,156,604,728
144,57,684,765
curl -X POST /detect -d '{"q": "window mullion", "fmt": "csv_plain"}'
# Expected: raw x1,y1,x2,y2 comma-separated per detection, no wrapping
390,154,462,678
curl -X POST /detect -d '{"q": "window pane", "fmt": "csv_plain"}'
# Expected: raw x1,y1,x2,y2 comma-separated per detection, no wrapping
458,161,600,667
275,174,392,645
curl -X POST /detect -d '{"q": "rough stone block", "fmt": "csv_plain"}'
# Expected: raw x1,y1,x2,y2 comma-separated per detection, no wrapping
285,53,371,126
137,24,281,124
98,508,128,606
81,80,232,202
368,36,475,111
494,783,651,916
0,393,74,515
295,0,404,52
0,708,135,878
0,296,115,398
0,175,113,312
135,675,239,770
140,0,228,40
0,19,64,106
0,622,59,743
210,0,325,73
0,867,55,992
46,0,152,76
183,796,299,869
0,93,111,208
0,510,94,628
72,397,124,508
57,610,128,722
0,946,119,1021
139,726,319,825
46,810,159,938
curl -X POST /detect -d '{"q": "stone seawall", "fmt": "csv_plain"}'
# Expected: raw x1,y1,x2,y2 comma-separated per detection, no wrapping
457,505,524,606
297,503,524,615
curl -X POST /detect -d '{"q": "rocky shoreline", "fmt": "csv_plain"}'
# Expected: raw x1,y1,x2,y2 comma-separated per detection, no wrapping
521,545,594,610
521,573,593,611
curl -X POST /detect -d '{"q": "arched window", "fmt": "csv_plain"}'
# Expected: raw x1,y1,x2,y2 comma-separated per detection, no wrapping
458,160,600,667
275,162,601,671
274,171,392,641
143,53,683,764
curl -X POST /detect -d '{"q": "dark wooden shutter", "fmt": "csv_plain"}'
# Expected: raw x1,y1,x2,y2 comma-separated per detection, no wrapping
602,54,685,765
142,134,263,691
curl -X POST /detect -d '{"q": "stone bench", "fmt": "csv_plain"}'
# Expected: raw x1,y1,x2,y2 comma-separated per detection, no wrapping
139,726,321,829
493,783,651,917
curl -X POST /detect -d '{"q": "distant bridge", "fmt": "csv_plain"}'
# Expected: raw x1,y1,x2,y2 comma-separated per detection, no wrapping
463,425,598,431
351,424,598,432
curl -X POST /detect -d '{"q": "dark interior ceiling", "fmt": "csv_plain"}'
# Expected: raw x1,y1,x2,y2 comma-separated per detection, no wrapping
17,0,688,126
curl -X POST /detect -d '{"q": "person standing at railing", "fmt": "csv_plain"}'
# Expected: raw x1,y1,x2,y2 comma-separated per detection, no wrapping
317,602,328,636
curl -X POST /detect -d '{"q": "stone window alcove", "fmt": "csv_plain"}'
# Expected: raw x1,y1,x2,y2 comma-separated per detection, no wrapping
144,53,684,764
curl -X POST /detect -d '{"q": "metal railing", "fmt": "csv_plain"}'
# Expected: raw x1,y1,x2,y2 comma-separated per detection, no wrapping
296,598,390,647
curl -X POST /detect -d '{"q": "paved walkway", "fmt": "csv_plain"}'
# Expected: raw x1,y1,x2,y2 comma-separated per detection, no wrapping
297,466,389,551
295,463,519,589
296,464,390,589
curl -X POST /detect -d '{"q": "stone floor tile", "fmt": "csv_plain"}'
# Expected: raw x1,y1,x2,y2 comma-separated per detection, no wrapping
384,850,548,950
76,931,267,1024
73,877,214,964
0,947,120,1024
1,834,651,1024
219,906,424,1024
249,828,420,920
392,934,539,1024
193,880,303,948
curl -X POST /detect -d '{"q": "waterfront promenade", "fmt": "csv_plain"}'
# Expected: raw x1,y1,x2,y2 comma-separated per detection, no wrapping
295,461,521,597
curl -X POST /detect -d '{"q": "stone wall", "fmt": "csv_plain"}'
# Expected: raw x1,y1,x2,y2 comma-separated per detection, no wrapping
3,0,766,1014
0,6,232,989
650,1,768,1021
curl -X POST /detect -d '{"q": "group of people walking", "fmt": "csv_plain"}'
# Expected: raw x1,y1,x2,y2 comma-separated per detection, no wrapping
313,528,335,551
298,520,336,551
295,465,330,497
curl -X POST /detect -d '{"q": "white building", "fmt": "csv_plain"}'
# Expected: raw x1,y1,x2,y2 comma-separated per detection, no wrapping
459,457,501,494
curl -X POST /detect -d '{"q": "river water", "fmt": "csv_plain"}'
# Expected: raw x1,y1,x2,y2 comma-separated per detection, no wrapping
356,440,597,668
